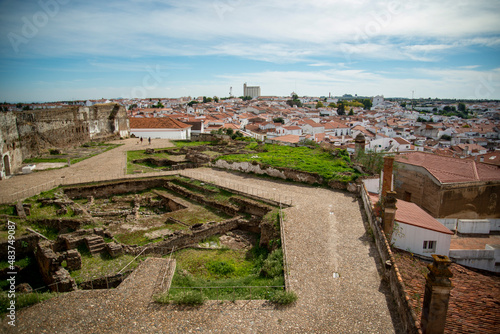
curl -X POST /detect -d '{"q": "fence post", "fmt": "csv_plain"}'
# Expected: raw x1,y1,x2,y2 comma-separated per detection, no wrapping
106,276,109,289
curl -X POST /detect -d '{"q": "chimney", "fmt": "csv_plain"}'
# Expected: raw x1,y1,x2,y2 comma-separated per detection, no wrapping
381,156,395,198
480,156,484,162
421,255,454,334
382,191,397,238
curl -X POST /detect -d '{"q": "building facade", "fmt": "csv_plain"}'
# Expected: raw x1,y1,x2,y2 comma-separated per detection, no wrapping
243,83,261,98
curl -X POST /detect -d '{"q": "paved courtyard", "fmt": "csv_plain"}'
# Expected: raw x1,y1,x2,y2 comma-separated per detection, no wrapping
1,139,402,333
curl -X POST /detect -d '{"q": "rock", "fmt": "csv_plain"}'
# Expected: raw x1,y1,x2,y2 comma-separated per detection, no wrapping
145,148,155,154
16,283,33,293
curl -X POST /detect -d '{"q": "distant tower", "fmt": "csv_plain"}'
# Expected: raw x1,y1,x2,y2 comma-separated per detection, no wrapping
229,87,233,97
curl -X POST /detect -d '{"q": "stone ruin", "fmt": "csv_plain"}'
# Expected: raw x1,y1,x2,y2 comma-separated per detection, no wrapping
6,176,282,293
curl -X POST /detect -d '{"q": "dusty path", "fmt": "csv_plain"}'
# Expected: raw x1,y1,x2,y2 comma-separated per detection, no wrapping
1,140,402,333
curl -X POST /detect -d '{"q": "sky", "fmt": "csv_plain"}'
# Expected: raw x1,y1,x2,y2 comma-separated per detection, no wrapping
0,0,499,103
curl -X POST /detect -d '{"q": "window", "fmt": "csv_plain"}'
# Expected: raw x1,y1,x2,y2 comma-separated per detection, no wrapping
423,240,436,252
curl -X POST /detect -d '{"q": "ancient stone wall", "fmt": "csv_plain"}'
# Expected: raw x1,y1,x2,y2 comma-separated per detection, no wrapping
64,178,166,199
0,103,129,176
0,112,23,179
141,217,246,255
360,184,421,334
212,159,353,190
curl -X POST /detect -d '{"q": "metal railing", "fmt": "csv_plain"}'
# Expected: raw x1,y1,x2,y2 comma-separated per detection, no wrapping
180,170,293,206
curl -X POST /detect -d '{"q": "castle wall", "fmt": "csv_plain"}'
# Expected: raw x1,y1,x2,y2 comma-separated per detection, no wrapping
0,103,129,176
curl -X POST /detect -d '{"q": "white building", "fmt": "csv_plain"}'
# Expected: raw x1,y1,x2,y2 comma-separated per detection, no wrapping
129,117,192,140
390,199,453,257
243,83,261,98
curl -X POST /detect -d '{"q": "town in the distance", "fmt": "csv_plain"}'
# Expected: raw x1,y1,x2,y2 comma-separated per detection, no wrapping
2,83,500,163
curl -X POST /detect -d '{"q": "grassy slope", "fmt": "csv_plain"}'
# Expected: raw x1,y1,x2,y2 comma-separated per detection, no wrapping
217,144,359,182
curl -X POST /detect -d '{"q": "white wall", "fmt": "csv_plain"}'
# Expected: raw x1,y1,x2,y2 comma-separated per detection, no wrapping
391,221,451,257
449,247,499,273
131,128,190,140
457,219,490,234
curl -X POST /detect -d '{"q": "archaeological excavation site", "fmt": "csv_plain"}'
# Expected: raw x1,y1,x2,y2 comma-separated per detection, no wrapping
0,175,290,309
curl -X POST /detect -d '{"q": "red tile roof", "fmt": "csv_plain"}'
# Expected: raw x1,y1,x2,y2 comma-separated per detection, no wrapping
395,199,453,235
394,249,500,334
369,193,453,235
395,152,500,184
271,135,301,144
129,117,191,129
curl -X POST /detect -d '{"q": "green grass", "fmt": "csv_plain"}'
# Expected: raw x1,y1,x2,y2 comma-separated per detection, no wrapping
0,256,32,270
216,144,360,183
126,149,173,174
23,157,67,164
172,140,212,147
1,291,58,316
157,246,285,303
0,205,15,216
69,253,143,284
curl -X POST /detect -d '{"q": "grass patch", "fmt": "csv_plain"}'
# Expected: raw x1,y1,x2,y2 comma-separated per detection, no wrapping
70,253,142,284
157,245,285,304
1,291,58,316
0,256,32,270
269,290,298,305
0,205,15,216
126,149,173,174
23,157,67,164
172,140,212,147
216,144,360,183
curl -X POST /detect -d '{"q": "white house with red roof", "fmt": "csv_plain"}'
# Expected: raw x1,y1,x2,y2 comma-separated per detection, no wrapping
129,117,192,139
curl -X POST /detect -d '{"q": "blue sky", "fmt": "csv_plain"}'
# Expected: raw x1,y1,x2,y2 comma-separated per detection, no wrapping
1,0,499,102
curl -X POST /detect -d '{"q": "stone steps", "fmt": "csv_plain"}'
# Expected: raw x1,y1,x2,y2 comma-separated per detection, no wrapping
84,235,106,256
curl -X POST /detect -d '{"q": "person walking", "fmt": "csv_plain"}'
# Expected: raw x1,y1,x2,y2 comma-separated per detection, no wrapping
148,137,151,145
140,137,143,144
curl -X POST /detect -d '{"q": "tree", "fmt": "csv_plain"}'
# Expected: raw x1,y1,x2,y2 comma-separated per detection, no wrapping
213,96,219,103
400,102,406,108
273,117,285,124
128,103,138,110
203,96,207,103
458,102,466,112
187,100,199,107
315,101,324,108
337,102,345,115
348,108,354,116
362,99,372,110
239,96,252,101
287,95,302,107
328,102,337,108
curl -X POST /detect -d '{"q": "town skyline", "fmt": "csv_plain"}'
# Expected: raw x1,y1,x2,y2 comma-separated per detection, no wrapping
1,0,499,102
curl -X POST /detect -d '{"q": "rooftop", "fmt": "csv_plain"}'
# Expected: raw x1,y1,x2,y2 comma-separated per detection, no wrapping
129,117,192,129
395,152,500,184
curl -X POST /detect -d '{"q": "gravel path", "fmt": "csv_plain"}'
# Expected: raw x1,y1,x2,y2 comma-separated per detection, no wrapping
1,140,402,333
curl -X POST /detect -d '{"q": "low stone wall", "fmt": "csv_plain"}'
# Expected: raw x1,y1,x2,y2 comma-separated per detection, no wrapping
172,179,219,195
79,270,133,290
212,159,349,190
64,178,167,199
360,184,421,334
138,217,252,255
164,182,240,216
231,197,272,217
133,158,176,167
30,218,87,232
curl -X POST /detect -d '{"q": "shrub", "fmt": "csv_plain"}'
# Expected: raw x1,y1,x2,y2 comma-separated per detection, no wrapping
269,290,298,305
260,249,283,278
169,290,207,306
206,261,235,276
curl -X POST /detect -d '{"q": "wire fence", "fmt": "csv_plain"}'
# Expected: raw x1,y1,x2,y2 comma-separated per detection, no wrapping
165,285,285,302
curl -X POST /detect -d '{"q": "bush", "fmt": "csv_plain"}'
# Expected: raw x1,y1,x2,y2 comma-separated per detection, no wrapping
206,261,235,276
269,290,298,305
169,290,207,306
260,249,283,278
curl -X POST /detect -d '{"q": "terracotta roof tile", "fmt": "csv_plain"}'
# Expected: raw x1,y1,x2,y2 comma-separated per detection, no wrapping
129,117,191,129
395,152,500,184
